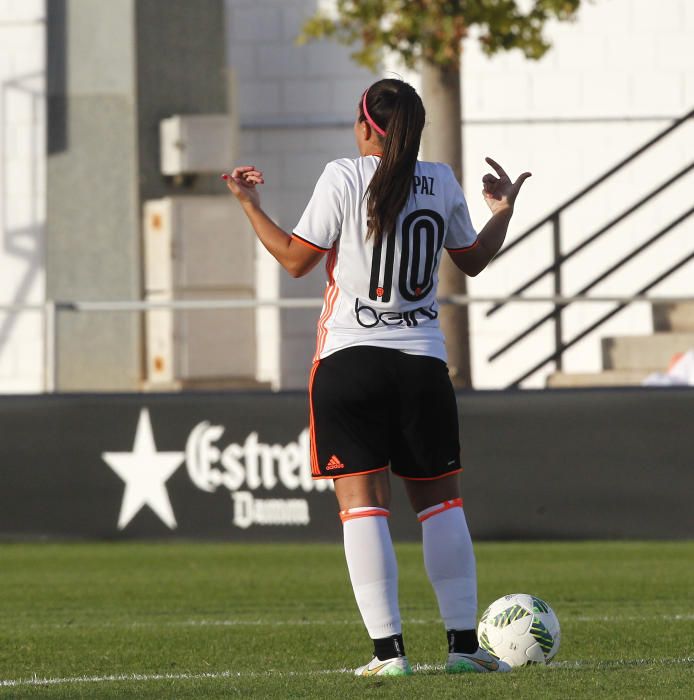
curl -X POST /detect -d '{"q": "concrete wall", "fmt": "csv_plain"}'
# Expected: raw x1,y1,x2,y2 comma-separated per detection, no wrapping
45,0,141,391
0,0,45,393
46,0,230,391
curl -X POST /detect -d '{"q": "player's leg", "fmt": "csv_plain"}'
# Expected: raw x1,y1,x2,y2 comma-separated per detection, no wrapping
392,354,508,673
334,471,410,675
404,476,479,656
334,469,391,510
403,476,507,672
310,348,411,676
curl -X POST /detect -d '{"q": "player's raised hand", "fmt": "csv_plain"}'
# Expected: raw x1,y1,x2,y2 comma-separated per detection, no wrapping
482,157,531,215
222,166,265,207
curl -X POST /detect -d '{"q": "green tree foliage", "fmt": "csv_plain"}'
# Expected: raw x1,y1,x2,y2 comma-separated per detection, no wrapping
299,0,582,70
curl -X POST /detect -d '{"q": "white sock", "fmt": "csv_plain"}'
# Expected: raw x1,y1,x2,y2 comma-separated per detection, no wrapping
418,499,477,630
341,507,401,639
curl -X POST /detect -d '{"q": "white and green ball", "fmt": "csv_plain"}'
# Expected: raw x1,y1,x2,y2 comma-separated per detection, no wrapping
477,593,560,667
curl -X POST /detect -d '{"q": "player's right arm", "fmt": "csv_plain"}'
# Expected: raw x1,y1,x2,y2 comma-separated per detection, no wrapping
449,157,531,277
222,166,325,278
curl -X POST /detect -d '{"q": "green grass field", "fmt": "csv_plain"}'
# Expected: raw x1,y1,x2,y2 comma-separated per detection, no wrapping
1,541,692,698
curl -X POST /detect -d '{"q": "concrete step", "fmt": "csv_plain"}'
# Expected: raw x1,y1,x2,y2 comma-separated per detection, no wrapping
652,301,694,332
602,332,694,370
546,369,653,388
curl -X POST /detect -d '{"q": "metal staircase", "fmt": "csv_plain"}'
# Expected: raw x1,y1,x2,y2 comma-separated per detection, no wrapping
485,106,694,389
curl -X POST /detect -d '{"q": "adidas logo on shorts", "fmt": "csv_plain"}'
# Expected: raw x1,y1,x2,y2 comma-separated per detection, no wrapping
325,455,345,471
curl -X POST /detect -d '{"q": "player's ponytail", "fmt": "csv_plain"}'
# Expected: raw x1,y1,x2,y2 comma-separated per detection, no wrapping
360,79,426,243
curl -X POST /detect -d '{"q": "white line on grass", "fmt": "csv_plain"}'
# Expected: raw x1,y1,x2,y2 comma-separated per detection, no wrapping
2,658,693,688
178,613,694,626
571,614,694,622
549,657,694,670
0,668,353,689
177,618,434,627
25,613,694,630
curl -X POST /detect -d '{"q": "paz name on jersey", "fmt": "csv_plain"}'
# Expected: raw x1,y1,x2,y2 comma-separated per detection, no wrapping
413,175,436,195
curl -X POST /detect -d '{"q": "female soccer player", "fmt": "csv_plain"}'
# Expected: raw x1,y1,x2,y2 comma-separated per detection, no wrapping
223,78,530,676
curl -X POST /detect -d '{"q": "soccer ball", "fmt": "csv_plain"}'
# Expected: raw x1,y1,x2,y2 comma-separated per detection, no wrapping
477,593,560,667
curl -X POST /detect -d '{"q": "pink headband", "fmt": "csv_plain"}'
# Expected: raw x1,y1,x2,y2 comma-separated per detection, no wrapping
362,89,387,138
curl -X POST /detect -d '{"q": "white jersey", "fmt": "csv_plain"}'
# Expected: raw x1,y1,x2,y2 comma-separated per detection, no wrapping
293,157,478,363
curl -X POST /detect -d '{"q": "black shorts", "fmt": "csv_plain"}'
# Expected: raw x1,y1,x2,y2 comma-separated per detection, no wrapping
308,346,462,480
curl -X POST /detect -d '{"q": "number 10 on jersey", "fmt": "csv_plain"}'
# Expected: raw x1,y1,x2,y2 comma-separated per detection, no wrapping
368,209,445,303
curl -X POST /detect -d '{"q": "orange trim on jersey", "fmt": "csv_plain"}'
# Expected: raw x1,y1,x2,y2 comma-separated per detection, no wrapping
417,498,464,523
313,248,339,362
339,507,390,523
292,233,331,252
312,465,389,481
314,284,337,361
308,361,321,476
397,468,463,481
446,239,480,254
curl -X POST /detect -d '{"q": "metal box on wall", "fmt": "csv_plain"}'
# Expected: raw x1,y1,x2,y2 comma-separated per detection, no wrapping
144,196,254,291
143,196,256,387
160,114,235,176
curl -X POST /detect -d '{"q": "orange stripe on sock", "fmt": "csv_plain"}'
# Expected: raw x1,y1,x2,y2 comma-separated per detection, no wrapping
417,498,463,523
339,507,390,523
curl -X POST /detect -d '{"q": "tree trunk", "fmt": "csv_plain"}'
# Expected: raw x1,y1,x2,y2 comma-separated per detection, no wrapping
421,59,473,388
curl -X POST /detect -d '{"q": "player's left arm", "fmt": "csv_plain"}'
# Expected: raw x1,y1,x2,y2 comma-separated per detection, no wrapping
449,157,531,277
222,166,325,278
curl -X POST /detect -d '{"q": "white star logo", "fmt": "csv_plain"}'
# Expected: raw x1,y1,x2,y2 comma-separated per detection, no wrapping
102,408,185,530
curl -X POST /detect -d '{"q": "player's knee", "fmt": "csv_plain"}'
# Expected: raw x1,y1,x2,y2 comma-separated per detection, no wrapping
404,474,461,513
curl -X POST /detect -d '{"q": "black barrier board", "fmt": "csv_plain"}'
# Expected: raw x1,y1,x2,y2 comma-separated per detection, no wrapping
459,388,694,540
0,389,692,540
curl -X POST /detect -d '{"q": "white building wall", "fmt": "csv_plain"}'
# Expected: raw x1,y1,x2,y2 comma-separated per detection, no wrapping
462,0,694,387
0,0,45,393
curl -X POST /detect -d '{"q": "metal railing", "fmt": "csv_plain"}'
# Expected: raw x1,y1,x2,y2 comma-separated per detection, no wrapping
486,105,694,387
3,294,694,393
